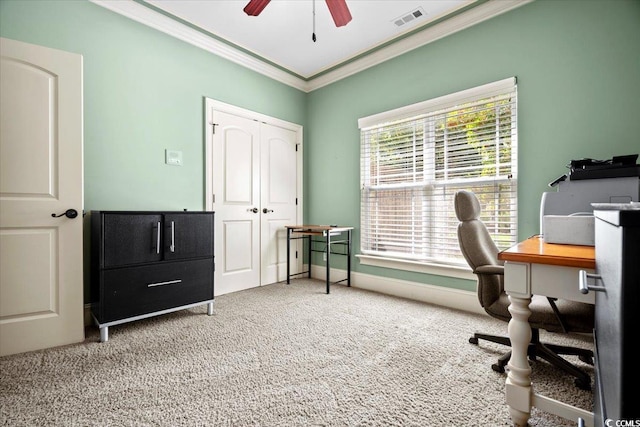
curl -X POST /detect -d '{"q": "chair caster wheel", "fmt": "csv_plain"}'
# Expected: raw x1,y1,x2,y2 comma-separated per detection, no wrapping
575,378,591,390
579,354,594,365
491,363,505,373
469,337,478,345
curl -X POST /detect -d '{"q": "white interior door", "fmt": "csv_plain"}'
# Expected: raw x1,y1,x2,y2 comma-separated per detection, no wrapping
210,110,261,295
0,38,84,356
206,99,302,295
260,124,298,285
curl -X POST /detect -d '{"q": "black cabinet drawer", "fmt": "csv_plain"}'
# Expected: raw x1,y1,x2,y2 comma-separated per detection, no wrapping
98,259,213,323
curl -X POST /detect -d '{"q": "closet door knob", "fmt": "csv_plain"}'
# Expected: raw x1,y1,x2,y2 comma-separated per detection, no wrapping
247,207,259,213
263,208,274,214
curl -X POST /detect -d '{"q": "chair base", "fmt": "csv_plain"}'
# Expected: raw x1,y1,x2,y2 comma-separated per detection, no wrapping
469,329,593,390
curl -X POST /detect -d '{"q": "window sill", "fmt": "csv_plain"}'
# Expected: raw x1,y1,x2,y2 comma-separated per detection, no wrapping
356,254,475,281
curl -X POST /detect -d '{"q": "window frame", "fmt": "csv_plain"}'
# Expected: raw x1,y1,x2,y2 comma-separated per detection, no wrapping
358,78,517,275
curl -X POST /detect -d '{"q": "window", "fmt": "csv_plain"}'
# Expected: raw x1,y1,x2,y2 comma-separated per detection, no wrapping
359,78,517,267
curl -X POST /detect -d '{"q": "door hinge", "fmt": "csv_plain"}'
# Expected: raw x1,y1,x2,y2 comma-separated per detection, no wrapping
295,197,298,205
210,122,219,135
212,194,215,203
295,144,299,152
296,250,298,259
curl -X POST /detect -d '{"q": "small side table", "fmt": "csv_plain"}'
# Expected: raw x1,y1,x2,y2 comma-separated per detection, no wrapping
285,225,353,294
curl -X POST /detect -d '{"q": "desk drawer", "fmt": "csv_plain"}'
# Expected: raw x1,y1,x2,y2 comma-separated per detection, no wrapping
98,259,213,323
530,264,595,304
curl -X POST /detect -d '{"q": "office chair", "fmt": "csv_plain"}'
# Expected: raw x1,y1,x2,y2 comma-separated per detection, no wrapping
454,190,595,390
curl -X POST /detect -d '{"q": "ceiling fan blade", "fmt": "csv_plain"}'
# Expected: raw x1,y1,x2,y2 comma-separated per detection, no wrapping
325,0,352,27
243,0,271,16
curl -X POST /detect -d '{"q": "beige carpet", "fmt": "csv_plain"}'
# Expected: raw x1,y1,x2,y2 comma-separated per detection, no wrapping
0,278,594,426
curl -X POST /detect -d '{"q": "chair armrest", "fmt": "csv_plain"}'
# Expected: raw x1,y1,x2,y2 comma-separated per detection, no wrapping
473,265,504,275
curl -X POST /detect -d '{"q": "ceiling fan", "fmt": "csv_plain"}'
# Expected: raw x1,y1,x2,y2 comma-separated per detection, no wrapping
243,0,353,28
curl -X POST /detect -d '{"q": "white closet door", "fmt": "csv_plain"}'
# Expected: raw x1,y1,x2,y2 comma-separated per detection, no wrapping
260,124,298,285
0,38,84,356
207,100,302,295
211,110,261,295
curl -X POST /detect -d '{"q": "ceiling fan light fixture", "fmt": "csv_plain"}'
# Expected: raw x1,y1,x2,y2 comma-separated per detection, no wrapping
243,0,271,17
325,0,352,27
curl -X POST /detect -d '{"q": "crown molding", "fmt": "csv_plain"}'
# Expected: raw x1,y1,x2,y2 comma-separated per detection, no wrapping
90,0,532,93
90,0,310,91
307,0,532,91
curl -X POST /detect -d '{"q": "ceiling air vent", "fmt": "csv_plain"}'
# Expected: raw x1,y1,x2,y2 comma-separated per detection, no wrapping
393,7,426,27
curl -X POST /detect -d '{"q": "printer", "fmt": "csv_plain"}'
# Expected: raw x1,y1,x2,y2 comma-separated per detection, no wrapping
540,154,640,245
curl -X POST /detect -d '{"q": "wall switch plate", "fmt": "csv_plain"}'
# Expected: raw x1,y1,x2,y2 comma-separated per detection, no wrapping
165,149,182,166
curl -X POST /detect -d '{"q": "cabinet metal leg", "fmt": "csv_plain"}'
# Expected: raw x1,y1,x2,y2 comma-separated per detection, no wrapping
99,326,109,343
207,302,214,316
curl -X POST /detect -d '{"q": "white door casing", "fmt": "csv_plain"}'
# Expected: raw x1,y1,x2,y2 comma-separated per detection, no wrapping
205,99,302,295
0,38,84,356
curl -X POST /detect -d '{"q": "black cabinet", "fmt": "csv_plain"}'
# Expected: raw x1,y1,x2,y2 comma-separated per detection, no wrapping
593,209,640,425
91,211,215,342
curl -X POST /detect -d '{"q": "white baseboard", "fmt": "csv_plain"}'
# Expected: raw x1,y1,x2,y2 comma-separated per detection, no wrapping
310,264,485,316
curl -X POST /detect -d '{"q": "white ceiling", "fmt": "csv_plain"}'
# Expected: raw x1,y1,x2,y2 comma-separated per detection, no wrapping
92,0,529,91
143,0,470,78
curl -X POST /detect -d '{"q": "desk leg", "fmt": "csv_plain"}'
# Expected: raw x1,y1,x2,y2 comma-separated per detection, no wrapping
307,235,312,279
506,294,533,427
325,231,330,294
286,228,291,285
347,230,351,287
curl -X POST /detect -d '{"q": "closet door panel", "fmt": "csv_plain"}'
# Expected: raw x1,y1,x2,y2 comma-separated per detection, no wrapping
211,110,261,295
260,124,298,285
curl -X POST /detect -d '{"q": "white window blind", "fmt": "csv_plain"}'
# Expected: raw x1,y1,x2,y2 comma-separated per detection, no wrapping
359,78,517,266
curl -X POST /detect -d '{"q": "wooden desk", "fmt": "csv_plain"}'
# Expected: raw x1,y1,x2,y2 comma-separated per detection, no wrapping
498,236,595,427
285,225,353,294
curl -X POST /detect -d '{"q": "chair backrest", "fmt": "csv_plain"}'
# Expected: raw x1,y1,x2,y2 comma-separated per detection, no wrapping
454,190,504,309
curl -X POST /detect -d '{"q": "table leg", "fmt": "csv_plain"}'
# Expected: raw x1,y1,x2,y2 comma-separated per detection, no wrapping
347,229,351,287
506,294,533,427
286,228,291,284
325,231,330,294
307,235,311,279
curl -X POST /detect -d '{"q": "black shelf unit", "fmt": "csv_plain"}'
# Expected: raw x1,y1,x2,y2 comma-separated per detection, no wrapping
90,211,215,342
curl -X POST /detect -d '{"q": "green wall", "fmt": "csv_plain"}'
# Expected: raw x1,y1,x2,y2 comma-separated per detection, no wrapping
2,0,639,296
306,0,640,290
0,0,307,211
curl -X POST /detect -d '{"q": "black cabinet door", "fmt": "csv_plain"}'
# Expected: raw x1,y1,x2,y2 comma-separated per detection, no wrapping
163,213,214,261
103,214,163,267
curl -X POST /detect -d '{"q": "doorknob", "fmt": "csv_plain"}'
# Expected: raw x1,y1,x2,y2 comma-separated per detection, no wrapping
51,209,78,219
263,208,274,214
247,207,259,213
